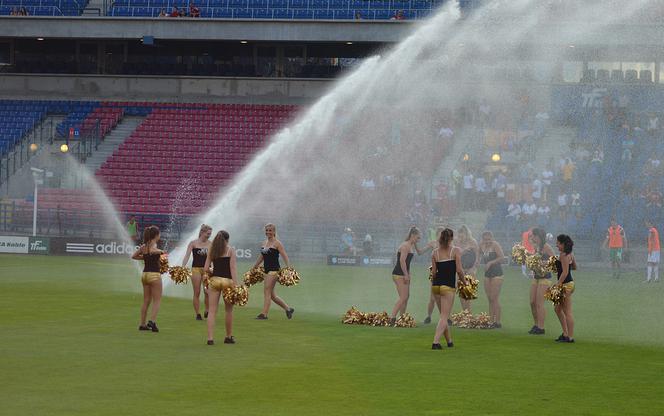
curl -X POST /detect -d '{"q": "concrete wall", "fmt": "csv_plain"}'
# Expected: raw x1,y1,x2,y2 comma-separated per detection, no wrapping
0,74,334,103
0,16,412,42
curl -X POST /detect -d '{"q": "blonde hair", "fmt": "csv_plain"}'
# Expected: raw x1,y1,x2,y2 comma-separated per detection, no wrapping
405,226,420,241
459,225,472,240
265,223,277,238
199,224,212,238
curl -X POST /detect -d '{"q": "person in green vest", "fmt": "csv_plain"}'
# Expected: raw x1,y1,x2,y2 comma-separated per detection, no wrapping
127,215,139,245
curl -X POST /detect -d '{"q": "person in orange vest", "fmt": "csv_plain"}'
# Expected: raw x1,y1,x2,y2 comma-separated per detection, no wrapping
603,218,627,279
521,227,535,278
645,220,660,282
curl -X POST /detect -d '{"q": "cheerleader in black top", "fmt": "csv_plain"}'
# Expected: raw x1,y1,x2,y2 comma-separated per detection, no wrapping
479,231,505,328
431,228,467,349
390,227,432,325
456,225,479,313
529,228,555,335
554,234,576,343
203,230,238,345
181,224,212,320
131,225,163,333
252,223,294,320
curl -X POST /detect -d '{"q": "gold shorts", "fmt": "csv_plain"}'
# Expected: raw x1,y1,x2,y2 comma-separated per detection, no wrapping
392,275,408,283
562,282,575,294
431,285,456,295
192,267,204,276
532,279,552,286
208,276,233,292
141,272,161,285
265,271,279,277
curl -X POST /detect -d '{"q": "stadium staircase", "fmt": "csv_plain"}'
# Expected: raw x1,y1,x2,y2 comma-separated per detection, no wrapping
84,116,145,172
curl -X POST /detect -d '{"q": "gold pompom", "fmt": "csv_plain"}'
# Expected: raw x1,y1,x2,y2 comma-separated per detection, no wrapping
428,265,433,282
511,244,527,265
525,252,550,277
243,267,265,287
278,266,300,287
168,266,191,285
222,284,249,306
394,312,417,328
544,284,565,305
457,275,479,300
342,306,366,324
450,310,494,329
545,255,559,273
159,254,169,274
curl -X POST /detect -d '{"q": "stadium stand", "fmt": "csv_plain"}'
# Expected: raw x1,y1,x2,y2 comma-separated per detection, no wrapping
0,101,47,154
0,0,88,16
107,0,444,19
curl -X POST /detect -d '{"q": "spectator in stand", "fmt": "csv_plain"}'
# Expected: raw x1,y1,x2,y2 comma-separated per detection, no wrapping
19,6,29,15
10,7,18,15
493,170,507,203
522,200,537,224
541,164,554,202
189,2,200,17
570,190,581,220
621,130,635,162
158,8,167,16
391,9,405,20
462,170,474,210
507,201,522,223
591,149,604,164
557,192,568,223
438,124,454,142
647,113,660,138
363,234,373,256
170,6,180,17
537,204,551,225
451,168,462,198
474,173,488,210
644,156,661,176
354,11,362,20
561,158,575,190
532,176,543,203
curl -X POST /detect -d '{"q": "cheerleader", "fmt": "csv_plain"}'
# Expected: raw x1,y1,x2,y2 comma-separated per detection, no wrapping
456,225,479,313
390,226,432,325
253,223,294,320
203,230,238,345
131,225,163,333
529,227,555,335
431,228,467,349
553,234,576,343
479,231,504,328
181,224,212,320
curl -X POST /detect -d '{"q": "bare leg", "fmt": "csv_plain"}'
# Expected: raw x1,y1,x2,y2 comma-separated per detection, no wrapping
433,292,455,344
207,289,221,341
224,301,233,338
563,293,574,338
529,283,538,325
261,274,275,315
149,279,162,322
391,279,409,318
191,272,202,315
535,284,548,329
140,284,151,325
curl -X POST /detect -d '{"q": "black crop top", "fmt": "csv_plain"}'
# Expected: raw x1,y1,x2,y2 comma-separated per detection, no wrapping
212,257,231,278
555,258,573,284
143,252,161,273
392,251,414,276
433,259,457,288
461,248,476,270
262,247,280,272
192,247,208,268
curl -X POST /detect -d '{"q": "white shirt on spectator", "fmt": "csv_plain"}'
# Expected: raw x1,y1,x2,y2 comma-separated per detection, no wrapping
507,203,521,218
475,177,488,193
537,205,551,216
542,170,553,186
558,193,568,207
522,203,537,216
532,179,543,199
463,174,474,190
438,127,454,140
571,193,580,206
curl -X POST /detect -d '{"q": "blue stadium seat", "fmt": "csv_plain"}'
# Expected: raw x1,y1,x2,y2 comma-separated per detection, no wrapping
412,0,429,9
213,6,232,16
333,8,351,19
373,9,390,18
350,0,367,10
253,7,271,17
130,0,148,6
228,0,246,8
112,0,130,5
133,6,150,15
149,0,168,6
208,0,227,7
293,8,312,18
112,6,132,15
272,7,291,17
34,6,55,14
370,0,389,9
248,0,267,8
288,0,306,8
233,7,251,16
390,0,407,7
328,0,343,9
309,0,327,9
313,9,332,18
0,6,11,15
199,6,212,16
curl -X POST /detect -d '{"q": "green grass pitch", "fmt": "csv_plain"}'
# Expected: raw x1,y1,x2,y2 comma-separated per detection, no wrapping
1,254,663,415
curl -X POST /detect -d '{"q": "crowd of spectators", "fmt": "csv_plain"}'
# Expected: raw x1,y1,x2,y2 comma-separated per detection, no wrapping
158,3,200,17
